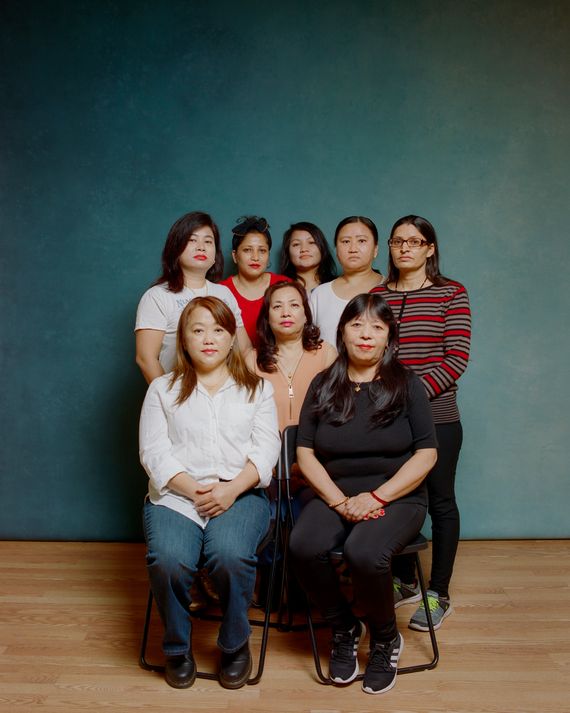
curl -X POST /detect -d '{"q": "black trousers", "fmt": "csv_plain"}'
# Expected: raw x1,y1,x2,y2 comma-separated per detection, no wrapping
290,496,426,643
392,421,463,598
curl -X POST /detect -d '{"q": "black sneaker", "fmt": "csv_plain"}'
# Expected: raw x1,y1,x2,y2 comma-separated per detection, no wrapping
362,632,404,694
329,621,366,684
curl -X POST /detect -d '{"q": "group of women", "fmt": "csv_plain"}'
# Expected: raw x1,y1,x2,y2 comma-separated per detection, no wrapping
135,211,471,695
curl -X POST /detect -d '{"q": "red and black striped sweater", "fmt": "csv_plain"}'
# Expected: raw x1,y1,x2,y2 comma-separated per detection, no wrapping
370,281,471,424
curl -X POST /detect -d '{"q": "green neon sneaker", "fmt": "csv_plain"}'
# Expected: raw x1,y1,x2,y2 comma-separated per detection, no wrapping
408,589,453,631
393,576,422,609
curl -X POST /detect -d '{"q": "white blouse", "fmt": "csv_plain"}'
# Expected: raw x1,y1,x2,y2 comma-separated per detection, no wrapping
139,374,280,528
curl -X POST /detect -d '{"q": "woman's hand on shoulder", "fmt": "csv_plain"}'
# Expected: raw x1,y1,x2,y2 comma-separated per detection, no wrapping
194,481,239,518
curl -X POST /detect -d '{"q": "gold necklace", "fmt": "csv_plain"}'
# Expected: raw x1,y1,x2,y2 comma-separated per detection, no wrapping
276,350,305,419
348,370,373,393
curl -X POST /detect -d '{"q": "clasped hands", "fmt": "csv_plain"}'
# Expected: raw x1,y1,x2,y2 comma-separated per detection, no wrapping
336,492,386,522
193,481,237,518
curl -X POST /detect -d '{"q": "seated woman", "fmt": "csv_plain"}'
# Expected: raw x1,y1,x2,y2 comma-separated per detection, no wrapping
250,280,336,432
220,216,290,344
289,294,437,695
279,221,337,293
139,297,280,690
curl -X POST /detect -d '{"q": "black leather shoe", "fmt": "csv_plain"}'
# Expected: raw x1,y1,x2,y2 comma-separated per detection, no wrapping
165,653,197,689
219,642,252,689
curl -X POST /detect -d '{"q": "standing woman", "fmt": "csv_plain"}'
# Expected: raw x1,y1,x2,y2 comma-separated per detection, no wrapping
251,281,336,431
310,216,383,345
220,216,290,344
140,297,280,689
279,221,337,293
371,215,471,631
135,211,250,384
289,294,437,695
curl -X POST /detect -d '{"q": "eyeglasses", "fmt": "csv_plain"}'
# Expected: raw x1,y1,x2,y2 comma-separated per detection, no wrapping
387,237,429,249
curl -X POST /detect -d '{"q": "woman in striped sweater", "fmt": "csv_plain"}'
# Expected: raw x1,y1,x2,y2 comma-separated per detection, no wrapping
370,215,471,631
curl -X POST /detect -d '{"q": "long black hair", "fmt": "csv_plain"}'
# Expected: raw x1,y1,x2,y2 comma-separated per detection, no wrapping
153,211,223,291
312,293,410,427
386,215,450,286
280,221,337,285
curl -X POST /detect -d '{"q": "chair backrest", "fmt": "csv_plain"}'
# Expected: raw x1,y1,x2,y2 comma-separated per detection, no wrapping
281,425,298,482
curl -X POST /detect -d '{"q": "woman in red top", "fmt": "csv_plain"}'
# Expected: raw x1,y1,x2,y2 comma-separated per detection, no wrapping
220,216,290,344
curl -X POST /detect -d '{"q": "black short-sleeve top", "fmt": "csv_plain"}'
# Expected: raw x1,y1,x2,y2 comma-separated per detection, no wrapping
297,371,437,505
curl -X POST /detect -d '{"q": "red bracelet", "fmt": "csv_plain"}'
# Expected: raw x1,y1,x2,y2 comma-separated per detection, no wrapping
369,490,389,506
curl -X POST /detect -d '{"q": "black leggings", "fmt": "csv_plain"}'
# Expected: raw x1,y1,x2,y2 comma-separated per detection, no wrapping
290,497,426,643
392,421,463,598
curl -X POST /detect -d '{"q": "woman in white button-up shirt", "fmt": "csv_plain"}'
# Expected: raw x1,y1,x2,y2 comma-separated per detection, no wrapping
140,296,280,690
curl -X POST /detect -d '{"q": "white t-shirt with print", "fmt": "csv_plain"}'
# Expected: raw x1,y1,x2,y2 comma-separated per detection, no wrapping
135,282,244,373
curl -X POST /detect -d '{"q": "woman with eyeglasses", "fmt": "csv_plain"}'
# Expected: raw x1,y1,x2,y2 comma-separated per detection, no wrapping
310,216,383,345
279,221,337,293
220,216,291,344
371,215,471,633
135,211,250,384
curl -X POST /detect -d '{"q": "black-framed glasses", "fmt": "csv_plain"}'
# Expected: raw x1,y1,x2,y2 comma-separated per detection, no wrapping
387,237,429,249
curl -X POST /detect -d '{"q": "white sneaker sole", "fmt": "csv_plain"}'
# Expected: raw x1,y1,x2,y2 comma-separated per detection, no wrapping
362,633,404,694
394,591,422,609
329,622,366,685
408,604,453,631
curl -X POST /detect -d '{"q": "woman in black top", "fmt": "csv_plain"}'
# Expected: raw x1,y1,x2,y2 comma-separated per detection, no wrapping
289,293,437,696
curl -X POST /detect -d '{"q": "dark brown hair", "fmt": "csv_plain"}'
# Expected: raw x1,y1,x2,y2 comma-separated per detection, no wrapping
170,296,261,404
256,281,322,373
386,215,450,286
154,211,224,292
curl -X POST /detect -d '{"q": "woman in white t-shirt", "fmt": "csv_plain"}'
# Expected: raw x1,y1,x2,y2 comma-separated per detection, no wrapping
140,296,280,689
135,211,251,383
310,216,383,345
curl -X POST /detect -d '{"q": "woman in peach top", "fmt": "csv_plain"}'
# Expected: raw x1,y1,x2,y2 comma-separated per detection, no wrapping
249,281,336,432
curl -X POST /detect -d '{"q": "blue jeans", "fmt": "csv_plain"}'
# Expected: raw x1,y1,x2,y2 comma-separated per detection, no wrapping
143,490,270,656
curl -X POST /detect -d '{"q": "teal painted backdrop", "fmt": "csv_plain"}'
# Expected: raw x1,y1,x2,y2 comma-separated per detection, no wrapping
1,0,569,539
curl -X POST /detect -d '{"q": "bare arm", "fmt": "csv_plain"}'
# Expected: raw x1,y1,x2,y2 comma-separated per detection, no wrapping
135,329,165,384
343,448,437,521
297,446,346,507
236,326,252,355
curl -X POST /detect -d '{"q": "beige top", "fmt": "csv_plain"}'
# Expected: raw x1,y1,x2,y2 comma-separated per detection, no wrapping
252,343,336,432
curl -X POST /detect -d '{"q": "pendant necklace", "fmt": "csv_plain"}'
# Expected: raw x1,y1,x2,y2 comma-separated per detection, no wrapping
276,350,305,419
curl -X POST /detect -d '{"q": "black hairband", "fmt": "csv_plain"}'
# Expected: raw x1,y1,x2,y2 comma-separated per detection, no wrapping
231,216,270,236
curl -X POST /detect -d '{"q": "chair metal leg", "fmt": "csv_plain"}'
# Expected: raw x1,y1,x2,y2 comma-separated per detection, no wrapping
306,549,440,683
397,552,439,674
139,589,165,673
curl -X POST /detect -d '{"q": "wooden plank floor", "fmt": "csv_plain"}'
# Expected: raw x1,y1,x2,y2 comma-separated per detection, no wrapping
0,540,568,712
